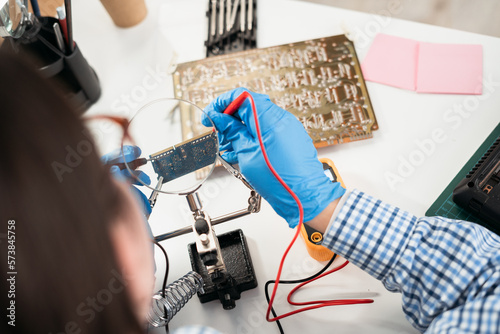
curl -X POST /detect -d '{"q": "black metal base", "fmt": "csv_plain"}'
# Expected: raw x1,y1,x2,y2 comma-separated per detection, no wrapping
188,229,258,309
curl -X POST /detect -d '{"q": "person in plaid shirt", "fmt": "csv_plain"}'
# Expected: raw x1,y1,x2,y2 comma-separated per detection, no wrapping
202,88,500,333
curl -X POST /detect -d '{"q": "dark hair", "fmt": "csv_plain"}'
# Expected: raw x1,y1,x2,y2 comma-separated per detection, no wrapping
0,51,145,333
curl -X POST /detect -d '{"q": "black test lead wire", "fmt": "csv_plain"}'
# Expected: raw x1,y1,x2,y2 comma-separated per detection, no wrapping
153,241,170,334
64,0,73,53
265,254,337,334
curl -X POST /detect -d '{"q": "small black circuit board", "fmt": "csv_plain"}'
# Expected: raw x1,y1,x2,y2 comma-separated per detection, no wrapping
150,131,218,183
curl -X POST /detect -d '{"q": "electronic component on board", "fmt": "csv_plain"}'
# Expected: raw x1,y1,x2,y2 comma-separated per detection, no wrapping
453,135,500,232
150,131,218,183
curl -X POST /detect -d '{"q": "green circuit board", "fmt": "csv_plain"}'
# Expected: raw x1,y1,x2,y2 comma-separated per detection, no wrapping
150,131,218,183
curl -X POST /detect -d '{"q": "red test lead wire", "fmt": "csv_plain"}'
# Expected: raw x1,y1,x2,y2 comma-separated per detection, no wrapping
223,91,304,320
223,91,373,323
223,92,250,116
287,260,373,307
56,6,71,53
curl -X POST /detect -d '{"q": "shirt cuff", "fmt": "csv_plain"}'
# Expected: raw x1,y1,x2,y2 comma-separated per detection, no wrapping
322,189,418,280
327,189,351,227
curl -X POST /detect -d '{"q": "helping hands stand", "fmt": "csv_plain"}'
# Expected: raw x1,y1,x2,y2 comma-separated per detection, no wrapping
152,155,261,310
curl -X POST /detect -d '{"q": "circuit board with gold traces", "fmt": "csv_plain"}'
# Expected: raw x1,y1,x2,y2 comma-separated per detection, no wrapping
173,34,378,148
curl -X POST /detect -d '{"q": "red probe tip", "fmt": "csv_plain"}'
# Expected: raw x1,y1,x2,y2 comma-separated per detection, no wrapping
223,92,251,115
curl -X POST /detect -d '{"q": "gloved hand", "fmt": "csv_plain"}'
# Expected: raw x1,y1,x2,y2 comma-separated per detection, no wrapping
202,88,345,228
101,145,152,217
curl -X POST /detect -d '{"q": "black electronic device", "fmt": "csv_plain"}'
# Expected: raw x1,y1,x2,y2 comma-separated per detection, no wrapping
188,229,258,309
453,134,500,233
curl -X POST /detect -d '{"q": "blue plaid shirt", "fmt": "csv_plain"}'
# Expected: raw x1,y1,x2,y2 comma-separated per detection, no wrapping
323,189,500,333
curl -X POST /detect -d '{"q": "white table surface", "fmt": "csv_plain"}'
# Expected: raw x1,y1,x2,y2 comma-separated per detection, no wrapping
74,0,500,333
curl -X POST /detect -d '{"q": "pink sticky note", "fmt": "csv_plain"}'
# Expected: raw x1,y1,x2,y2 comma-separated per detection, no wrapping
416,43,483,94
361,34,419,91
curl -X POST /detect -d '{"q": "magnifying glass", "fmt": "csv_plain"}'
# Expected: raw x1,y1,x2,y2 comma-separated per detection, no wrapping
0,0,29,38
122,98,219,196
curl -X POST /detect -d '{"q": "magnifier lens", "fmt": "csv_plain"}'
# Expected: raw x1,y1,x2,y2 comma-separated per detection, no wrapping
0,0,28,38
123,98,218,195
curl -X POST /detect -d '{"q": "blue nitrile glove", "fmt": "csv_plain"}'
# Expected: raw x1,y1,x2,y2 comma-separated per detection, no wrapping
202,88,345,228
101,145,152,217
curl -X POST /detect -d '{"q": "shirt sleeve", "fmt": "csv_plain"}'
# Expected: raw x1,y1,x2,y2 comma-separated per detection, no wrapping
321,189,500,333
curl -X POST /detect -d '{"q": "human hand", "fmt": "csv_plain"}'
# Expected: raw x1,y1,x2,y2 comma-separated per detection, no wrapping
202,88,345,228
101,145,152,216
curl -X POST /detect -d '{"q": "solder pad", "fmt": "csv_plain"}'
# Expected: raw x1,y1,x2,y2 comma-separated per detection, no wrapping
173,34,378,148
150,131,218,183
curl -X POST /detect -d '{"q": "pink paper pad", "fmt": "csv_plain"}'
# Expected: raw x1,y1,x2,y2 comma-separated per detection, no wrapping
361,34,419,91
417,43,483,94
361,34,483,95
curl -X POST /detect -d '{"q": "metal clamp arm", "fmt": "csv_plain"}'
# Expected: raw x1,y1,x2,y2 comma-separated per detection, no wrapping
217,155,255,190
153,156,261,242
154,189,261,242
